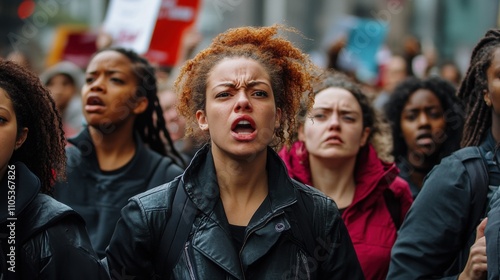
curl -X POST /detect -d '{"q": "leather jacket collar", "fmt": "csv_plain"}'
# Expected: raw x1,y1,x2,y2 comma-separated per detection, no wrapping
181,144,297,229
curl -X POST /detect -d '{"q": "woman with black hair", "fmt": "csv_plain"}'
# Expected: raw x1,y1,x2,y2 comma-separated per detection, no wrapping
388,29,500,280
0,60,108,279
53,47,184,258
384,76,464,198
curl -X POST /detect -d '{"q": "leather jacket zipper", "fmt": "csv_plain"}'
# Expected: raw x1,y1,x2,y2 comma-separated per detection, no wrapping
184,241,197,280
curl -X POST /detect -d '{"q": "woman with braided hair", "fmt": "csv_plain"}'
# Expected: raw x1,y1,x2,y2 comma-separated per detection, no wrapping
0,60,108,278
388,29,500,280
53,47,184,258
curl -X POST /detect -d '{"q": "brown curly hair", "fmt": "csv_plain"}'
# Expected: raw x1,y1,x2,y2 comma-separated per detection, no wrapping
0,60,66,193
296,70,394,162
175,24,319,148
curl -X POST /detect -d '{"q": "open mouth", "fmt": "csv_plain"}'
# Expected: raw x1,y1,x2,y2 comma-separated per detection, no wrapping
86,96,104,106
231,118,256,135
416,133,434,146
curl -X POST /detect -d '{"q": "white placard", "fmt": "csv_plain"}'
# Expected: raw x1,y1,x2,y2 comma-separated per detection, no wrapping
102,0,162,54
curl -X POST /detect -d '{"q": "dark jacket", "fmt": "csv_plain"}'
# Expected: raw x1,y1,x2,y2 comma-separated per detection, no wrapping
279,142,412,280
53,128,184,257
396,160,421,199
486,196,500,280
0,162,108,279
388,130,500,279
106,145,364,280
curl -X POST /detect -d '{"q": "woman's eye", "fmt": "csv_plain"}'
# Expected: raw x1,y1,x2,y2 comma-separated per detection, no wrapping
0,117,6,124
342,115,355,122
215,92,230,98
254,91,268,97
404,113,417,121
111,78,124,84
311,114,326,120
85,77,94,84
429,110,444,119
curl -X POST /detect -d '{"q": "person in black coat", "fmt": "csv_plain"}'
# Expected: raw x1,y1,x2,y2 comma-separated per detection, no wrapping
388,28,500,280
53,48,185,258
106,24,364,280
0,60,108,279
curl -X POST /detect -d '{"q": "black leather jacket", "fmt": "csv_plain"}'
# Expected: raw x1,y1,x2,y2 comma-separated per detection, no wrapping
107,145,364,280
54,127,184,257
0,162,108,279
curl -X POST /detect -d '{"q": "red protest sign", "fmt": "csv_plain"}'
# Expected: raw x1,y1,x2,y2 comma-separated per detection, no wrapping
144,0,201,67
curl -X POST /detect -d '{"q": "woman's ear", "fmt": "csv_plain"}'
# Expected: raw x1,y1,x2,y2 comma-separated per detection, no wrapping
360,127,371,147
196,110,209,131
15,127,29,150
359,127,371,147
297,124,305,142
274,108,282,129
132,97,148,114
484,89,492,107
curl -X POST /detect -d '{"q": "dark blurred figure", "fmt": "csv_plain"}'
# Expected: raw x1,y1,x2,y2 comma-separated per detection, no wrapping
384,76,464,198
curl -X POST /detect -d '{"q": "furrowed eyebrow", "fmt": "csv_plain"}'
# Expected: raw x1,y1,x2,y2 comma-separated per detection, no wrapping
246,80,270,87
212,83,236,90
86,70,124,75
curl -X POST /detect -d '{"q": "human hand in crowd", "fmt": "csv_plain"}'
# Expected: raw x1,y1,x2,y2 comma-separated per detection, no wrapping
459,218,488,280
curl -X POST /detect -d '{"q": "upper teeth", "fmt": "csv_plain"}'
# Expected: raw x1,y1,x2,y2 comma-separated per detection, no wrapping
238,120,250,125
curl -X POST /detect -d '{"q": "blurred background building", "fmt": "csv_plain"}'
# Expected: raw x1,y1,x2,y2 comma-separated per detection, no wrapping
1,0,499,77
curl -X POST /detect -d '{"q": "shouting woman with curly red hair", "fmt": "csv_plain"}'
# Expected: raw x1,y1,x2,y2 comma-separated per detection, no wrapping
106,25,364,280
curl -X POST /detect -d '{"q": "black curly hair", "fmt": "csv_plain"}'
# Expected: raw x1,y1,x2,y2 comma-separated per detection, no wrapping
0,60,66,193
90,47,185,166
384,76,464,162
458,29,500,147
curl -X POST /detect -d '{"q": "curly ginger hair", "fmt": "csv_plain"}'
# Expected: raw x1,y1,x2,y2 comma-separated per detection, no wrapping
175,24,319,148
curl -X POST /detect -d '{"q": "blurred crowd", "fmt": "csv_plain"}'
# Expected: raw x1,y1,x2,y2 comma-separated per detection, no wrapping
1,11,500,280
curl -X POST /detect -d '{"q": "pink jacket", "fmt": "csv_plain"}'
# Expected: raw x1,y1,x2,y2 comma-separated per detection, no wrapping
279,141,413,280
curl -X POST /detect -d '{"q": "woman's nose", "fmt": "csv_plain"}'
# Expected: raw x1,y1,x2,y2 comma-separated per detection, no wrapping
89,77,105,93
417,113,430,127
234,92,252,112
328,113,340,130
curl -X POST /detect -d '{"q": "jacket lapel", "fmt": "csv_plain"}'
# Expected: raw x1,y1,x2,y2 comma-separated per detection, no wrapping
191,201,244,279
240,211,290,269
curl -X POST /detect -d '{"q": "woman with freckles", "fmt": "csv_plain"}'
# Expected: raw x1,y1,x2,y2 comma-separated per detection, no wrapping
106,25,364,280
279,71,412,280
